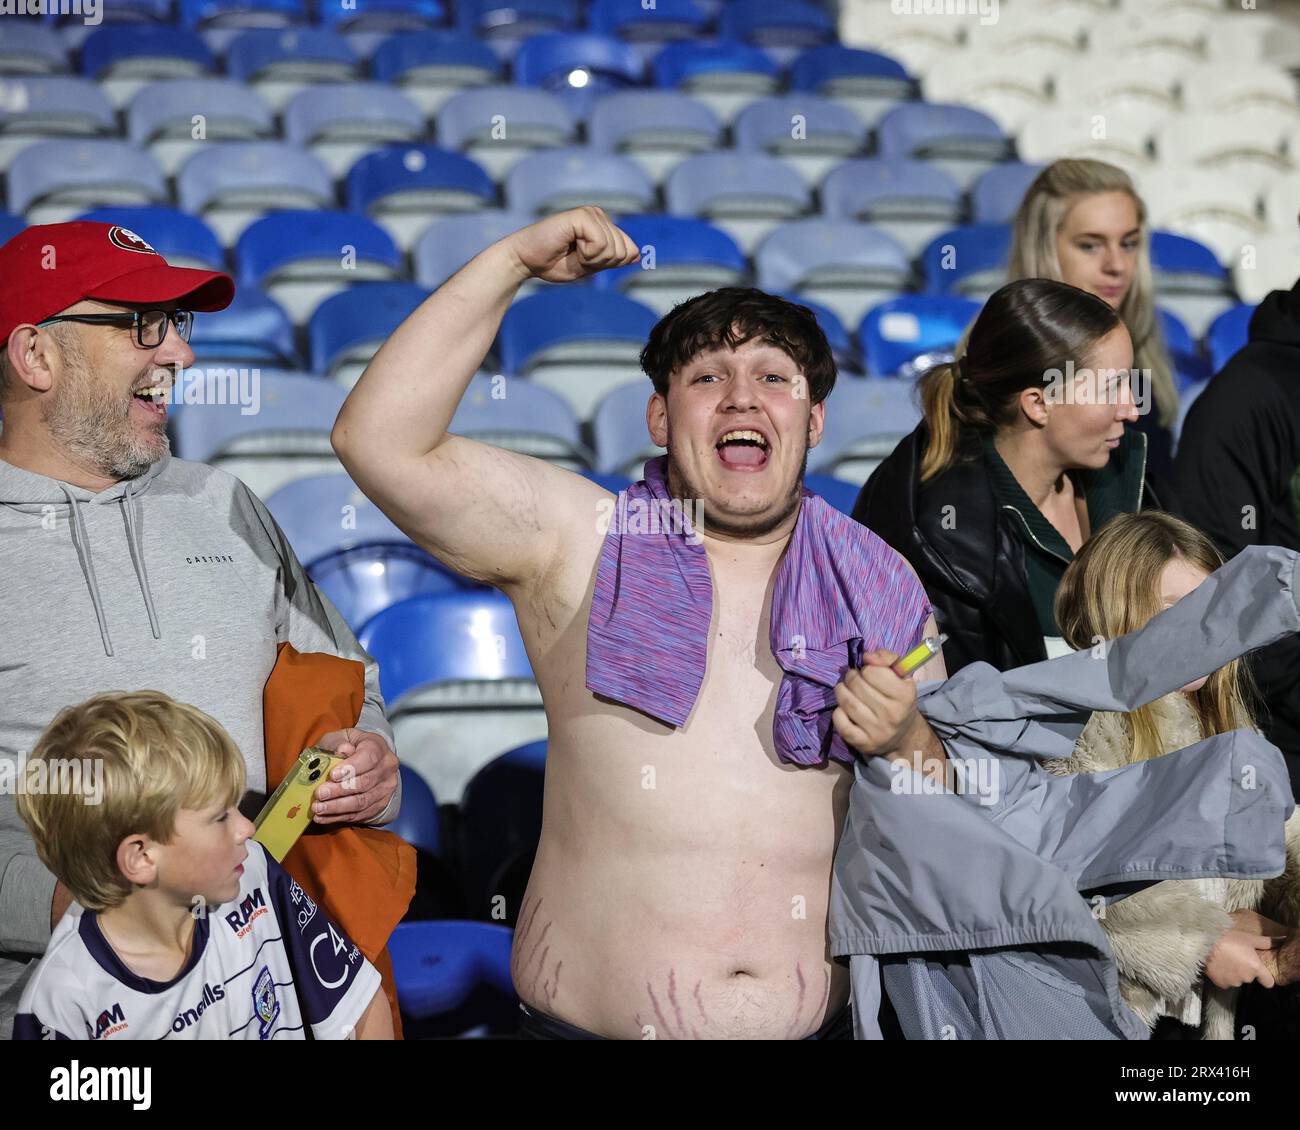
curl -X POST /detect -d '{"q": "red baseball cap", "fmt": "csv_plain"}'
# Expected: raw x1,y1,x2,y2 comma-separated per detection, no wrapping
0,221,234,345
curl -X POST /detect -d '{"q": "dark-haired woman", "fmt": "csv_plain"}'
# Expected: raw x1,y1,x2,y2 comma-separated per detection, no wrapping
855,277,1166,675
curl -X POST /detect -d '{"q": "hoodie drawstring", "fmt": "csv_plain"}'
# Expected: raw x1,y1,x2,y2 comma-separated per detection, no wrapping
121,481,161,642
60,484,114,658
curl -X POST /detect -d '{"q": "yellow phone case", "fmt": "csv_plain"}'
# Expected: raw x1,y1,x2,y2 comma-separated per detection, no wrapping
252,747,344,863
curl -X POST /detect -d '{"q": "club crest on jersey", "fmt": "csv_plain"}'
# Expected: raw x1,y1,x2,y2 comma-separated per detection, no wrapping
107,226,158,255
253,966,280,1040
87,1001,127,1039
225,887,268,937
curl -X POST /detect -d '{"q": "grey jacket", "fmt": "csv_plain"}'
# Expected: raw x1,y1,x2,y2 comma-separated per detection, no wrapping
0,450,396,1039
831,543,1300,1040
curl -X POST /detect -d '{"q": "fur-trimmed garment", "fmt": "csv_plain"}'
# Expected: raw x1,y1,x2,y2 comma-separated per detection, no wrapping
1045,693,1300,1040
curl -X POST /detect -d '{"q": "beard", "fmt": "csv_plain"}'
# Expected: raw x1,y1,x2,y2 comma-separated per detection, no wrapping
666,440,809,540
41,345,168,482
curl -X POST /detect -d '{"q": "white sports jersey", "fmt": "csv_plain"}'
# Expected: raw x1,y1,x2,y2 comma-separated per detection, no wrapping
13,842,381,1040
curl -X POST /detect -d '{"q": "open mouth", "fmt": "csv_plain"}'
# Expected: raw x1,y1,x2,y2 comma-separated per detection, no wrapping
131,382,170,418
715,429,770,471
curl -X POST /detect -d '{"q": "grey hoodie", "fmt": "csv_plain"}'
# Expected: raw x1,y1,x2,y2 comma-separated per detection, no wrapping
0,449,395,1038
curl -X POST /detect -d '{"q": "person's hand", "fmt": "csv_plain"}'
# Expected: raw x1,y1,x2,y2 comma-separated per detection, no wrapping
1205,929,1279,990
1259,930,1300,987
832,649,923,759
506,206,640,284
312,728,399,826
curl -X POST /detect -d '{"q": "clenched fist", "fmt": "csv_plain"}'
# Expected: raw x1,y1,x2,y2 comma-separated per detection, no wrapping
506,205,641,284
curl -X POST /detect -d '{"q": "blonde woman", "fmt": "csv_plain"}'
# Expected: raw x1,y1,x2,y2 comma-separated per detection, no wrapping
1047,511,1300,1040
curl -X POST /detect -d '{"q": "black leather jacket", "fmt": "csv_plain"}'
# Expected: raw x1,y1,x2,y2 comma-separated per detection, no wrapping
852,424,1163,675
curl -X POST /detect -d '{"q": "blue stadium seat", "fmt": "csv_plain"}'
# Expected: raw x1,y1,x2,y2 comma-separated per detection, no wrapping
1206,303,1254,373
387,764,442,858
970,162,1043,225
588,0,708,47
264,471,417,566
168,370,347,499
788,45,911,127
591,213,745,314
177,142,334,248
185,286,298,366
457,0,580,43
1150,229,1235,339
357,590,545,804
876,102,1010,190
413,210,532,290
370,30,502,115
665,151,810,254
820,157,962,259
719,0,836,68
0,212,27,246
180,0,308,30
498,287,658,419
309,281,430,387
505,147,654,218
310,543,469,630
0,23,69,75
587,90,721,186
226,28,360,111
756,219,912,331
514,31,643,115
8,140,166,225
580,469,633,493
388,920,516,1036
652,41,780,121
236,209,402,325
318,0,447,34
591,379,663,477
283,83,425,178
77,205,225,270
779,293,859,374
860,295,982,380
459,739,547,917
733,95,868,184
448,373,592,470
920,223,1013,299
0,78,115,170
813,378,922,483
80,27,216,108
436,86,576,182
804,472,860,516
127,79,274,175
1160,307,1212,388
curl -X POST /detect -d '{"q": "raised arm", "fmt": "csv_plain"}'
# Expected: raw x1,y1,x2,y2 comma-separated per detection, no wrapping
331,207,640,591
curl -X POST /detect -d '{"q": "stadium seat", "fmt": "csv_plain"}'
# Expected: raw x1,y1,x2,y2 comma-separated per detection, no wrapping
388,920,517,1038
0,22,69,76
1087,8,1210,63
1158,307,1211,387
1263,173,1300,234
236,209,402,325
283,83,425,178
0,77,116,169
920,223,1013,300
80,26,216,108
788,45,912,128
77,205,225,271
803,472,860,516
177,141,334,247
812,378,921,483
346,144,496,251
1142,167,1267,267
580,469,633,494
590,213,746,314
859,295,982,380
357,590,547,804
497,288,659,421
413,210,532,291
780,293,860,374
447,373,593,470
458,739,547,918
732,95,868,185
0,211,26,246
436,86,576,182
1017,107,1156,178
127,79,274,175
665,151,811,255
875,101,1009,191
591,380,664,478
1052,53,1182,122
1180,62,1300,120
513,31,643,116
370,30,502,115
458,0,580,48
718,0,836,68
1149,230,1235,340
820,158,962,260
186,286,298,367
1231,228,1299,306
756,219,912,332
318,0,447,37
168,370,347,499
387,764,443,859
1155,114,1292,205
919,51,1054,135
848,3,962,74
8,140,166,226
308,281,431,388
225,27,360,112
652,40,780,122
180,0,308,32
505,147,655,219
588,0,709,64
586,90,722,186
1205,303,1254,373
264,471,417,567
970,162,1042,225
310,543,469,630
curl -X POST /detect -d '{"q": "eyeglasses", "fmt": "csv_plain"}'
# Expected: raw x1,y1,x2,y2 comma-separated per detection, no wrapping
35,309,193,349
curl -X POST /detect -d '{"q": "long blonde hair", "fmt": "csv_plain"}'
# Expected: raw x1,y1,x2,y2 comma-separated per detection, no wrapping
1009,158,1178,429
1054,512,1259,763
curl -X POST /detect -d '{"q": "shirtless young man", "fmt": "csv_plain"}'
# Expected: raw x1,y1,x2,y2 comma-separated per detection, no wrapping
332,206,948,1040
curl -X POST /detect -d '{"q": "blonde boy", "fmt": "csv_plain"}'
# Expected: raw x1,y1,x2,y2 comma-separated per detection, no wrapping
13,691,391,1040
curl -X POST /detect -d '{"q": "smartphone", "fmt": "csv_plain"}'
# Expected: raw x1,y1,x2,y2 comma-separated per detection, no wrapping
252,747,345,863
